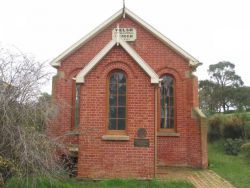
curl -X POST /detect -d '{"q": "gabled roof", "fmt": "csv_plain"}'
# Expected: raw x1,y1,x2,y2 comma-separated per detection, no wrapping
50,8,201,68
75,37,160,84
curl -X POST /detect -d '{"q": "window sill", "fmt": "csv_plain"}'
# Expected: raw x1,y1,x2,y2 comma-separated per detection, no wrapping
68,144,79,152
157,132,180,137
64,130,80,136
102,135,130,141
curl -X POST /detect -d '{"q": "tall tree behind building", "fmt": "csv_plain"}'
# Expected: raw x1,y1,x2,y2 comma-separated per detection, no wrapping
199,61,248,113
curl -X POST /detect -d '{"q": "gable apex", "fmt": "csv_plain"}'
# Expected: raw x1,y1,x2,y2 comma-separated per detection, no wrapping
50,8,201,68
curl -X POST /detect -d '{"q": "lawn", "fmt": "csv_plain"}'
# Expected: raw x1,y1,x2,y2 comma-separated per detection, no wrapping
6,178,194,188
209,140,250,188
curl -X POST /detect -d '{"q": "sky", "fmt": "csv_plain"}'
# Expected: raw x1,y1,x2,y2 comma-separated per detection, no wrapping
1,0,250,93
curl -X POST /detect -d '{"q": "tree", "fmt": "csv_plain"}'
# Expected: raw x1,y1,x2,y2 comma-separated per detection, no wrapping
199,61,244,112
208,61,243,88
0,44,65,184
231,86,250,110
208,61,243,111
38,92,51,104
36,92,52,131
199,80,220,113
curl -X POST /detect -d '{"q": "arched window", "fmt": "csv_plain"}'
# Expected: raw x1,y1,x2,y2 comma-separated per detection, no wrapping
160,75,174,129
108,71,126,130
72,80,80,128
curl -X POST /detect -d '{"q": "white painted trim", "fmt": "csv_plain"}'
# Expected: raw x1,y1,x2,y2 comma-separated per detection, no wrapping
76,40,116,83
125,9,199,63
118,39,159,83
50,9,123,67
50,8,200,68
51,61,61,67
75,39,160,84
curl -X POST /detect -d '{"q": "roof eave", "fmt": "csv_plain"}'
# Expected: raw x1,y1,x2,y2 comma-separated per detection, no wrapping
50,8,124,68
189,60,203,67
50,61,61,68
124,8,200,64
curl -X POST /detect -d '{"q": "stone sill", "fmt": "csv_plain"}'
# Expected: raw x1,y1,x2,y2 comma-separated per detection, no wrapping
68,145,79,152
157,132,180,137
102,135,130,141
64,130,80,136
69,147,78,152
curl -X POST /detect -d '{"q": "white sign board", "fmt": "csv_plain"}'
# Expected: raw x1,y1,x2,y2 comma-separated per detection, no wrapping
112,28,136,41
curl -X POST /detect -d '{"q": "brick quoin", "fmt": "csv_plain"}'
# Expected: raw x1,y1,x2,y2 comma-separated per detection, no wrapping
49,9,208,179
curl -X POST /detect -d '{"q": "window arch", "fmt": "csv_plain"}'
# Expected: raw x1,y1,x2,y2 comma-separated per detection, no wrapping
108,71,126,130
160,75,175,129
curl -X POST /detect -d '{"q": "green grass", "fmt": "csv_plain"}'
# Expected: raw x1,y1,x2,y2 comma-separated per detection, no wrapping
6,177,194,188
209,140,250,188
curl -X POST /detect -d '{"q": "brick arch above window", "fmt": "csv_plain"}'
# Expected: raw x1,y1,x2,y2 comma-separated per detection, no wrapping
99,61,136,81
68,68,82,79
74,39,160,84
157,67,183,81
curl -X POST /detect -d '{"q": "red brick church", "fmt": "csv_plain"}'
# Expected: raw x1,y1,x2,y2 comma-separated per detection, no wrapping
49,7,208,179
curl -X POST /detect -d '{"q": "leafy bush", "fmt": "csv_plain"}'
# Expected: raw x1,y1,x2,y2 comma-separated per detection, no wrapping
0,156,18,185
224,138,244,155
243,121,250,139
241,142,250,159
223,110,236,114
208,114,225,142
208,113,250,141
223,115,244,139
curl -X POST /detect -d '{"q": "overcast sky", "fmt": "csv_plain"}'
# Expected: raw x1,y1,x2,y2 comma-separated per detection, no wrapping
1,0,250,93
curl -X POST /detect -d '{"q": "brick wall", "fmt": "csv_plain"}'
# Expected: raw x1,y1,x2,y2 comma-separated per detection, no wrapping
76,47,155,178
50,15,207,179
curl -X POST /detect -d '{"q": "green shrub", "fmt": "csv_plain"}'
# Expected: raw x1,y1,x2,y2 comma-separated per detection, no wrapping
208,113,250,141
223,115,244,139
224,138,244,155
241,142,250,159
243,121,250,139
235,113,250,139
0,156,18,184
208,114,225,142
223,110,236,114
